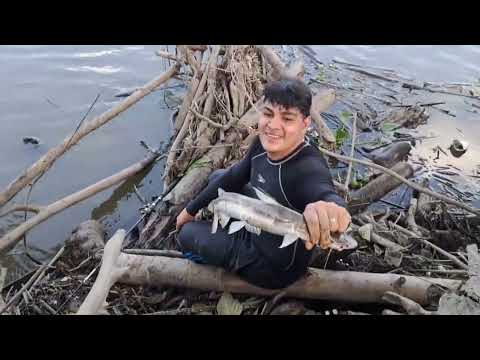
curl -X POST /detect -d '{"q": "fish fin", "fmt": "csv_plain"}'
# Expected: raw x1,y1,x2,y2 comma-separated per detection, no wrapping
244,223,261,235
253,187,280,205
279,234,298,248
211,212,219,234
228,221,246,234
219,213,230,228
332,234,358,251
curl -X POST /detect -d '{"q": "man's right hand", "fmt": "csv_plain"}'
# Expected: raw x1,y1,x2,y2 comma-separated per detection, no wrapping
176,208,196,230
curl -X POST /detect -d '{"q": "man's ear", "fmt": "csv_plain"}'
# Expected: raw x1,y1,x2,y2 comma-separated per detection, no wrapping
303,116,311,129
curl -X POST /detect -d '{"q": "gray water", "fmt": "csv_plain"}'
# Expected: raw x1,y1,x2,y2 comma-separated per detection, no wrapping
0,45,179,267
0,45,479,267
310,45,480,187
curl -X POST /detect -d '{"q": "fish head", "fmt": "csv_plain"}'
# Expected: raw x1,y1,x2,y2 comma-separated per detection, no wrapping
329,231,358,251
207,199,215,212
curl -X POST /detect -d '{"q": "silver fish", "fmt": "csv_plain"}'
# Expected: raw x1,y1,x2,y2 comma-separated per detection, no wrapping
207,187,357,251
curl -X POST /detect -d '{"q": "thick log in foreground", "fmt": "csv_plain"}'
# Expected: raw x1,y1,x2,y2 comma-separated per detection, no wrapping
117,254,462,306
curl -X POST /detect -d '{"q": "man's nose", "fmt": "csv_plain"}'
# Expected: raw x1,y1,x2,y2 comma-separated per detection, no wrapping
267,114,282,129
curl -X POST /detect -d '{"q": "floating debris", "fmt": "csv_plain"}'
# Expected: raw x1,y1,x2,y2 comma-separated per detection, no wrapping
22,136,40,145
449,139,469,158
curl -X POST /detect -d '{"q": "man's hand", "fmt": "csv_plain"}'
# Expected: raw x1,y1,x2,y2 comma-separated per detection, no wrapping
176,208,196,230
303,201,351,250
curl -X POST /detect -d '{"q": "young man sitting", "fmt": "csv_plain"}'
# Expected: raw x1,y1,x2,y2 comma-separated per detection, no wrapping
176,79,352,289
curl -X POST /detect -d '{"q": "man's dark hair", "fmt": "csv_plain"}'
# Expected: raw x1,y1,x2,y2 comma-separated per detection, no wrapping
263,79,312,117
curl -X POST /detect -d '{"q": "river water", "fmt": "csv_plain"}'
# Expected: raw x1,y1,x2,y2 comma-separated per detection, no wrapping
0,45,479,275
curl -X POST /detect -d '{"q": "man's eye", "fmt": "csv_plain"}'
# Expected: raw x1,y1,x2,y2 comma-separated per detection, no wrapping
284,118,294,122
263,112,273,117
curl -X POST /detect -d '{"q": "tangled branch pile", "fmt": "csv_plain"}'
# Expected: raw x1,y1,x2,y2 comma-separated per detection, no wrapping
137,45,304,249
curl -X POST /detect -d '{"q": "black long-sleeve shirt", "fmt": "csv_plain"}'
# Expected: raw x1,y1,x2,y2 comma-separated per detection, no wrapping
186,136,346,280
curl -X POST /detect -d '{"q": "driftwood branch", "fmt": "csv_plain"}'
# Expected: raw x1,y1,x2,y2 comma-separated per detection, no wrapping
0,269,41,315
345,66,398,82
0,64,179,210
177,45,201,76
187,45,208,52
317,146,480,217
116,255,461,306
310,89,336,145
382,291,434,315
257,45,304,80
164,47,218,184
389,222,468,270
155,50,182,63
0,152,162,255
344,111,357,194
122,249,185,258
369,142,412,168
348,162,414,213
0,204,44,218
0,245,64,315
407,198,421,235
77,230,128,315
351,223,405,252
30,246,65,290
189,107,238,131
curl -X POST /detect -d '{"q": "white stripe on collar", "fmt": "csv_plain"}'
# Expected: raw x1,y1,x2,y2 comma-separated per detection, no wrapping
251,151,267,160
266,140,310,166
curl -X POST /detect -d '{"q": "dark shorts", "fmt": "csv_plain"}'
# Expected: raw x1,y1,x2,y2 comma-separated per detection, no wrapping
177,220,304,289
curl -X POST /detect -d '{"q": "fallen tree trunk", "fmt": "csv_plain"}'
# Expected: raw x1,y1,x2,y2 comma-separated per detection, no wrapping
389,222,469,270
0,204,44,218
117,254,462,306
0,152,162,255
0,64,179,210
351,223,405,252
257,45,298,80
348,162,414,214
369,142,412,168
310,89,336,147
382,291,434,315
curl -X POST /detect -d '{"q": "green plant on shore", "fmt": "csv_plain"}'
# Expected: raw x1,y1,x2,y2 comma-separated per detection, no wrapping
186,158,211,174
350,171,369,189
335,111,352,148
335,127,349,148
315,67,326,82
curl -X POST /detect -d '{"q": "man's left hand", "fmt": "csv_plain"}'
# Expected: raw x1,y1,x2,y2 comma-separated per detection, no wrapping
303,201,351,250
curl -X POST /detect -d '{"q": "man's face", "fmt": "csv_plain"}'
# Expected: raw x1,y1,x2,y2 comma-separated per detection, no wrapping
258,102,310,160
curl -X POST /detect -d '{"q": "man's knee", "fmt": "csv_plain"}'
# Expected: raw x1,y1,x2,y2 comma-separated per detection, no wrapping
177,222,196,252
209,169,227,183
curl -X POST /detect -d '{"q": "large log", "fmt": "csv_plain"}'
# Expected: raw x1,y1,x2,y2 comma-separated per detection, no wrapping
369,142,412,168
116,254,462,306
348,162,414,214
310,89,336,146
